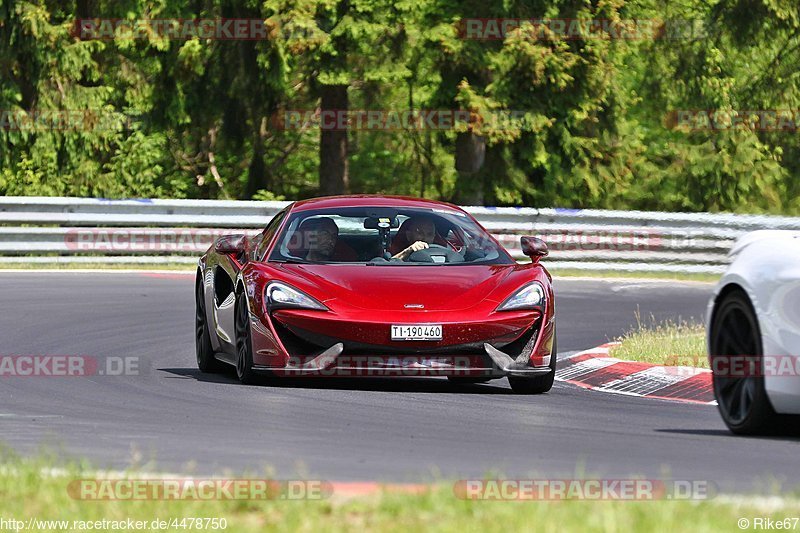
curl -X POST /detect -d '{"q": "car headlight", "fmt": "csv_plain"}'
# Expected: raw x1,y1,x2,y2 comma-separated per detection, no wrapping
265,282,328,311
496,282,545,311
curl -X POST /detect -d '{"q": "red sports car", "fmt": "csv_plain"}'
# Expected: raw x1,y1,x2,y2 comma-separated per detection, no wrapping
195,195,556,394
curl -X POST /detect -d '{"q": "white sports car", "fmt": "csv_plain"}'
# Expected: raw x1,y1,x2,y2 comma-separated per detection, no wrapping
707,230,800,434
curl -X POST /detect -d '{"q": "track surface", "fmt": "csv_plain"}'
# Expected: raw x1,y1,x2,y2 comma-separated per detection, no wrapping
1,272,798,493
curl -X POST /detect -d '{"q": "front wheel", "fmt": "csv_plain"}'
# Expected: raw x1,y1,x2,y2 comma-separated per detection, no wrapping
196,280,223,373
234,295,260,385
508,335,557,395
709,289,790,434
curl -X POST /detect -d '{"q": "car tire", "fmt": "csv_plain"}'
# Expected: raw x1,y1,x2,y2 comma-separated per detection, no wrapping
196,279,224,373
709,288,797,435
508,335,557,395
234,294,260,385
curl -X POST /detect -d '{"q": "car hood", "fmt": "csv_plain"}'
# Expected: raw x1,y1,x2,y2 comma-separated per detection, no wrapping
729,230,800,260
275,263,516,311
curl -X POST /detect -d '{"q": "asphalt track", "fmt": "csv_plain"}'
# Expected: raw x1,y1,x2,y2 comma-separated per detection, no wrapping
1,272,798,493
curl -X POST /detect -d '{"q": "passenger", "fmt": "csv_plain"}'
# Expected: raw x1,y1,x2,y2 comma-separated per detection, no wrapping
297,217,357,262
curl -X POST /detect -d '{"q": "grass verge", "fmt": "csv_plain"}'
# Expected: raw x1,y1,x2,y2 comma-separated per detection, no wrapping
0,263,719,283
610,312,708,367
1,455,799,532
550,268,720,283
0,263,195,271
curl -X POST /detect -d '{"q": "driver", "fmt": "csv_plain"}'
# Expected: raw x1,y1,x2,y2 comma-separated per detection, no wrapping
390,216,438,260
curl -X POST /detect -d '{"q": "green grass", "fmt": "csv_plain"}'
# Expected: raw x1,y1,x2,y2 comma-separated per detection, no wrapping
0,262,195,271
610,312,708,367
0,263,719,283
1,454,799,532
550,269,720,283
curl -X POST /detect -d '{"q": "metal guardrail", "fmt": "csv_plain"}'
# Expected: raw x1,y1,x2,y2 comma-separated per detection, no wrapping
2,196,799,272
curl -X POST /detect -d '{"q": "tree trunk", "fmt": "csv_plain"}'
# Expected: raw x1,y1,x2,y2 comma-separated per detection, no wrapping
319,84,349,196
453,132,486,205
245,131,268,199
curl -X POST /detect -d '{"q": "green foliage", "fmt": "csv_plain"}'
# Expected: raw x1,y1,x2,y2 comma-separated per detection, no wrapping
0,0,798,213
252,189,286,201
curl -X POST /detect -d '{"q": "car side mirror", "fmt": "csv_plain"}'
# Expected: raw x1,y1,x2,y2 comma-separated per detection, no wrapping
521,236,548,262
215,234,247,256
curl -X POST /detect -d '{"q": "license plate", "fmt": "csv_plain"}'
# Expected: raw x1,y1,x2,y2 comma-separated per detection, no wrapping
391,324,442,341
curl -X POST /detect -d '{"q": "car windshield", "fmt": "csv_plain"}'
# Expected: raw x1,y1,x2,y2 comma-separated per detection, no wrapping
268,206,514,266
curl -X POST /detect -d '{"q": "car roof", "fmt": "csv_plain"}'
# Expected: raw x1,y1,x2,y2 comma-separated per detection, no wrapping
290,195,466,213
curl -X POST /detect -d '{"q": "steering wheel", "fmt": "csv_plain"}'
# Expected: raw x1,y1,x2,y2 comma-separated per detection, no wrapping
407,244,465,263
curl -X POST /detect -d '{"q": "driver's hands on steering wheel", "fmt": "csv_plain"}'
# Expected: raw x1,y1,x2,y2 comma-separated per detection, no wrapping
392,240,429,260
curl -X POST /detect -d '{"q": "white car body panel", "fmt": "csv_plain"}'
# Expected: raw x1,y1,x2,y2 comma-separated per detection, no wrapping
708,230,800,414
